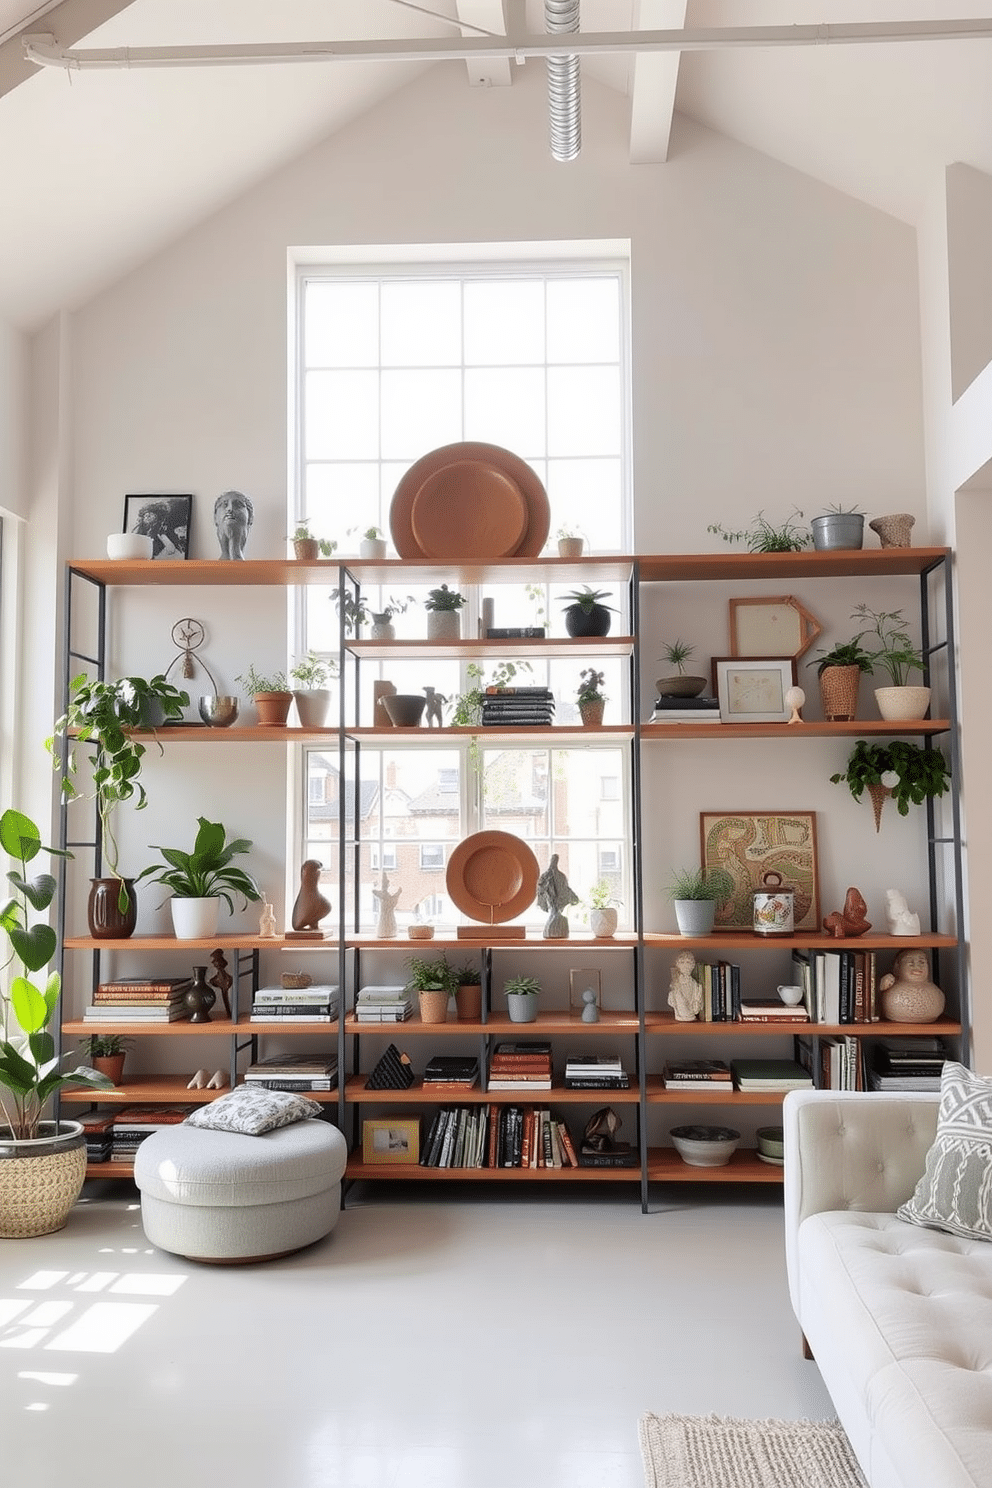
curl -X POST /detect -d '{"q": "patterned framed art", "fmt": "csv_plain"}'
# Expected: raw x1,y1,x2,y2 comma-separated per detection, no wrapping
699,811,820,932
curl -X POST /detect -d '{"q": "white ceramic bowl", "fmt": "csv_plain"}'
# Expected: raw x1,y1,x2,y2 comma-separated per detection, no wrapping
107,532,154,560
670,1125,740,1167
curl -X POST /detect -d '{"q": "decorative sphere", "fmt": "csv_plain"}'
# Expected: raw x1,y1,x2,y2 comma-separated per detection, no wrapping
784,686,805,710
880,770,900,789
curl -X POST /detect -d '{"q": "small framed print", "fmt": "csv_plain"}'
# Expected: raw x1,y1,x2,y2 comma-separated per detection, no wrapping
362,1117,420,1165
728,596,822,661
569,969,602,1019
712,657,797,723
123,494,192,560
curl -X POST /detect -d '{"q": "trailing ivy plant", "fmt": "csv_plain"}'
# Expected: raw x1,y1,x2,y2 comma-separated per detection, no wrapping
829,739,950,816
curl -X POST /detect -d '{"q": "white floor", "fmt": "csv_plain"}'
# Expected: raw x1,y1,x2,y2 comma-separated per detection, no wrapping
3,1179,834,1488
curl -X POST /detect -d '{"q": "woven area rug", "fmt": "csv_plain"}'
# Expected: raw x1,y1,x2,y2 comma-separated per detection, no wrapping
638,1413,868,1488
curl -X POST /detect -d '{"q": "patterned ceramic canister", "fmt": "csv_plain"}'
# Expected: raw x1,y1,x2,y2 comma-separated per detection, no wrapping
752,871,795,936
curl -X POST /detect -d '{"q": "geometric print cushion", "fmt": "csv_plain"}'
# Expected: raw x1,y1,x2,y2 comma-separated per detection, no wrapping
897,1061,992,1242
183,1084,322,1136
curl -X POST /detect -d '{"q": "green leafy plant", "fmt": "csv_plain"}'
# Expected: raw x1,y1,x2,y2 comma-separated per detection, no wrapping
587,879,621,911
78,1033,133,1058
504,975,541,997
829,740,950,816
807,638,875,676
405,954,456,993
561,586,616,614
556,524,584,540
454,960,482,986
362,526,382,541
48,673,190,909
330,588,412,631
135,816,262,912
850,603,926,687
577,669,606,706
290,520,336,556
666,865,735,902
289,652,339,689
707,508,810,552
425,584,466,612
236,665,289,695
659,640,695,674
1,808,112,1139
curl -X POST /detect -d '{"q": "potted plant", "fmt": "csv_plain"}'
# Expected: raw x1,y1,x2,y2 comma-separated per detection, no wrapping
810,504,865,552
135,816,262,939
576,668,607,728
561,586,616,638
585,880,621,938
656,640,708,699
331,587,412,640
830,740,950,831
556,524,585,559
707,508,810,552
666,865,735,937
424,584,466,641
49,672,191,937
0,808,113,1237
806,636,875,722
78,1032,133,1087
357,525,387,560
405,953,455,1025
289,651,339,729
504,974,541,1024
290,520,336,561
236,664,293,726
851,603,930,721
453,960,483,1022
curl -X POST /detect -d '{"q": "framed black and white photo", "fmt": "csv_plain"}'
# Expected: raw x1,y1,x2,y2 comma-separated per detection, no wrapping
362,1117,420,1165
711,657,797,724
123,494,192,560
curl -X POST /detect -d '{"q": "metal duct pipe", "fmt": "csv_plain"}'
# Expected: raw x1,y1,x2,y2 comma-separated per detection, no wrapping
545,0,581,162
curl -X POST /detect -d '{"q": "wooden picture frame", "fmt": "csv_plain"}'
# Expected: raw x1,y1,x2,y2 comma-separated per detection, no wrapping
712,657,798,723
700,810,820,933
123,494,192,560
728,595,822,661
362,1117,420,1165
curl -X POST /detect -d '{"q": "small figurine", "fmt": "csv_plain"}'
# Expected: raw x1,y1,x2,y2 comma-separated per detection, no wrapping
785,685,806,725
822,886,872,939
885,888,921,937
536,853,579,939
258,899,278,938
668,950,702,1021
372,872,401,939
187,1069,210,1090
206,1069,229,1090
424,686,448,727
208,948,233,1017
213,490,254,561
878,946,945,1023
292,859,331,932
581,987,600,1023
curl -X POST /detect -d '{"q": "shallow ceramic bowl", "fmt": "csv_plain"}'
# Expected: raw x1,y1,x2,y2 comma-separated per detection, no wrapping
756,1126,784,1161
655,675,708,698
198,694,240,727
407,925,435,940
382,693,426,727
670,1124,740,1167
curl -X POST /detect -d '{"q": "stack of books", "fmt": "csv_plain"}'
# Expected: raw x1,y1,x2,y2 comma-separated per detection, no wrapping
109,1104,193,1163
84,978,191,1023
78,1110,115,1163
489,1106,579,1168
420,1107,490,1168
488,1040,553,1090
731,1058,814,1093
243,1053,338,1091
662,1058,733,1091
250,984,339,1023
481,686,555,728
868,1036,948,1091
423,1054,480,1090
354,986,412,1023
648,695,721,724
564,1054,630,1089
737,997,810,1024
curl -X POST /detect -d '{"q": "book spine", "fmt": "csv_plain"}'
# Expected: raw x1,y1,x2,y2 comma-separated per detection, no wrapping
558,1121,579,1167
421,1110,444,1166
487,1104,499,1168
542,1109,554,1166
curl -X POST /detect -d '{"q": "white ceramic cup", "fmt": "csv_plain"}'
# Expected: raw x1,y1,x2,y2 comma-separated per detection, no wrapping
107,532,154,560
777,984,805,1006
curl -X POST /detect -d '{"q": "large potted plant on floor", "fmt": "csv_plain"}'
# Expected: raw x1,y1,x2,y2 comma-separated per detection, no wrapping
135,816,262,939
1,808,113,1238
49,673,190,938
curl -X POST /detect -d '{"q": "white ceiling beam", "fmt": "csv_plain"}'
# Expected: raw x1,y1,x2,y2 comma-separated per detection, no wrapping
1,0,131,98
630,0,687,165
456,0,511,87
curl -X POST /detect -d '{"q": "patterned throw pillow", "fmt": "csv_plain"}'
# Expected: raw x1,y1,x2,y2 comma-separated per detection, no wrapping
897,1061,992,1241
184,1085,322,1135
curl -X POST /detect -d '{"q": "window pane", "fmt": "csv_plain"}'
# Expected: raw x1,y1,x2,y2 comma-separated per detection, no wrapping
381,370,463,458
464,280,545,365
548,278,620,362
547,366,621,457
464,368,546,454
305,281,379,367
545,458,622,552
304,463,381,539
381,281,461,366
306,370,379,460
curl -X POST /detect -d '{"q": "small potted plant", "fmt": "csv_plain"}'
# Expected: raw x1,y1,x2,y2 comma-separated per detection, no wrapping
290,520,336,561
810,504,865,552
707,508,809,552
331,588,412,640
424,584,466,641
851,603,930,720
666,865,735,937
453,960,483,1022
236,664,293,726
289,651,339,729
556,524,585,559
504,975,541,1024
830,739,950,831
135,816,262,940
78,1033,133,1087
585,880,621,938
576,668,607,728
358,526,387,560
561,586,616,638
405,954,455,1025
656,640,708,699
806,635,874,722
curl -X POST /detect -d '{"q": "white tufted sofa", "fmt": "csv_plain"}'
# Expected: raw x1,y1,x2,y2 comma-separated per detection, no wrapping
783,1089,992,1488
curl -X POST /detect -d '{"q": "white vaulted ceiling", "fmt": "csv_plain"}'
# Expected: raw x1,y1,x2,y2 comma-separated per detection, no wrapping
1,0,991,328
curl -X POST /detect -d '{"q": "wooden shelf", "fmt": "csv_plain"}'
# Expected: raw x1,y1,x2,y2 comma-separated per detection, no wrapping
346,934,637,950
347,636,635,660
64,933,338,950
642,719,950,740
644,1077,789,1105
85,1163,135,1180
346,1010,639,1035
646,1146,783,1182
637,547,949,582
345,1074,639,1104
62,1075,223,1101
641,931,958,951
62,1017,239,1038
643,1013,962,1037
344,724,635,742
345,1157,641,1182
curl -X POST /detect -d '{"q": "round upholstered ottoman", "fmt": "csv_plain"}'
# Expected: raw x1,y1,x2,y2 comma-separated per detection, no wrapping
134,1119,348,1263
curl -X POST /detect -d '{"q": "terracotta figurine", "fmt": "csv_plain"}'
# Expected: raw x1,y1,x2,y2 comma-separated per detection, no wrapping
822,886,872,939
878,946,945,1023
292,859,331,931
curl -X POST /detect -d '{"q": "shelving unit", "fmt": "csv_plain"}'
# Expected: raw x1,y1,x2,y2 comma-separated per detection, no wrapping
56,547,964,1205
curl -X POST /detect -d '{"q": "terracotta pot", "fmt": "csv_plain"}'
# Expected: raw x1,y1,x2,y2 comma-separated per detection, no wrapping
818,665,861,722
252,691,293,725
92,1053,126,1086
294,538,319,560
418,989,449,1025
580,699,605,728
87,877,137,940
454,983,482,1021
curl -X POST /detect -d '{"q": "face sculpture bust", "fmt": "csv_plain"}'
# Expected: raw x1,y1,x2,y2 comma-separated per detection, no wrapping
214,490,254,561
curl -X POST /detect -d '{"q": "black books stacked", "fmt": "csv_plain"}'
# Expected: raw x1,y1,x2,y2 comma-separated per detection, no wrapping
648,695,720,724
109,1105,193,1163
731,1058,814,1092
421,1107,490,1168
662,1058,733,1091
250,985,339,1023
488,1041,553,1090
365,1044,416,1091
868,1036,949,1091
481,687,555,728
78,1111,114,1163
423,1054,480,1090
84,978,191,1023
244,1053,338,1091
564,1054,630,1089
354,986,413,1023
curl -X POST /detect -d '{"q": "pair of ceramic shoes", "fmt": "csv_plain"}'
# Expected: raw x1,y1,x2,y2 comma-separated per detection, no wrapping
187,1069,229,1090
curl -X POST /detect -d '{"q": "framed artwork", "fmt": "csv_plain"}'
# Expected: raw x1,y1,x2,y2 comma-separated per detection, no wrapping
123,494,192,560
699,811,820,932
362,1117,420,1165
569,969,602,1019
712,657,798,723
728,595,822,661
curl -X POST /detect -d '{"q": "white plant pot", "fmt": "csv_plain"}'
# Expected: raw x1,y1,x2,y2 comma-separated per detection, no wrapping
107,533,154,560
589,907,618,938
293,689,332,728
427,610,461,641
558,537,584,559
673,899,717,936
359,537,387,559
171,896,220,940
506,994,538,1024
874,685,931,722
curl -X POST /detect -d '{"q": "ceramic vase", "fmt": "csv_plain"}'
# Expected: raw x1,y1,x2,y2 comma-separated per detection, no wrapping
184,965,216,1023
673,900,716,936
589,907,618,938
87,877,137,940
874,686,931,722
370,617,396,640
427,611,460,641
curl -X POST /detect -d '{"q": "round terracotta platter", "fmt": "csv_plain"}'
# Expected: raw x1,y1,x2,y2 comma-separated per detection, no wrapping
389,442,550,560
445,830,540,925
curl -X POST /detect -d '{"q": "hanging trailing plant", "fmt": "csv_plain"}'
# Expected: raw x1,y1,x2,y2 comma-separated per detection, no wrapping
829,739,950,828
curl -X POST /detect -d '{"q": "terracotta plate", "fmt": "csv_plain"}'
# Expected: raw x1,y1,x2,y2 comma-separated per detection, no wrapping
390,442,550,559
446,831,540,925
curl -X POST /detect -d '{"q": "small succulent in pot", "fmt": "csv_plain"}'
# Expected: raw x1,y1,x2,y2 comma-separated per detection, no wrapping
504,975,541,1023
424,584,466,612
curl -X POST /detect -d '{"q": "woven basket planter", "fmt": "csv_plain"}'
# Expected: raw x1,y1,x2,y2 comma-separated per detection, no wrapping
0,1122,87,1239
418,989,449,1025
818,665,861,722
